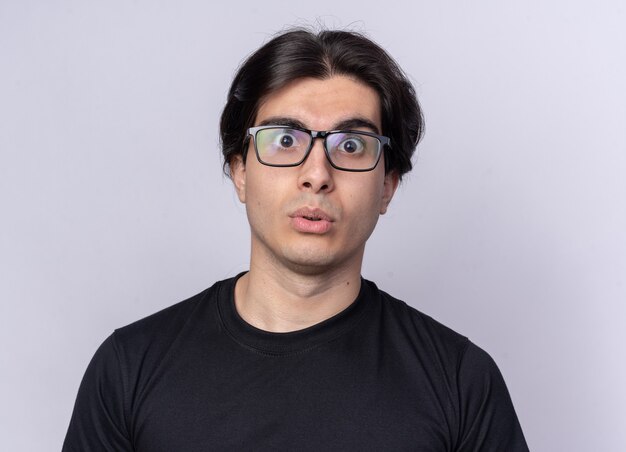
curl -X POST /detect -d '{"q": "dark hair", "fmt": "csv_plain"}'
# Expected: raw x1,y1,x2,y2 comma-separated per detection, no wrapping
220,28,424,180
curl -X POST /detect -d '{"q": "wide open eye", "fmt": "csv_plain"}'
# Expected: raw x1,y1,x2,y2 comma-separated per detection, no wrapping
336,136,365,154
329,133,368,155
255,127,310,165
262,128,307,152
326,132,381,170
257,128,306,152
274,132,296,149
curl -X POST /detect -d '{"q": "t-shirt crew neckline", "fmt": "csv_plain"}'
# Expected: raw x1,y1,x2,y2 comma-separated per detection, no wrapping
216,272,375,356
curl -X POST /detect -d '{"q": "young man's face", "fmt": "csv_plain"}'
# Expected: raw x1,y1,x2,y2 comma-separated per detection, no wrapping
231,75,398,275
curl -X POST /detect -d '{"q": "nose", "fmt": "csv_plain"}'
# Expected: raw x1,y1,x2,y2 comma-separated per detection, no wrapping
297,138,334,193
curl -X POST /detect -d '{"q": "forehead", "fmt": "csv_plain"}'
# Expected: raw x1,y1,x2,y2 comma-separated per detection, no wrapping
255,76,382,131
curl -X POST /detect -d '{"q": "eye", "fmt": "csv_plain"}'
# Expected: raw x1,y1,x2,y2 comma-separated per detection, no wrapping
256,127,307,159
274,131,297,149
337,136,365,154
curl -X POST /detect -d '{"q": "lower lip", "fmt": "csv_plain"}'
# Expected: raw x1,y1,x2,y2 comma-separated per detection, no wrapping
290,217,333,234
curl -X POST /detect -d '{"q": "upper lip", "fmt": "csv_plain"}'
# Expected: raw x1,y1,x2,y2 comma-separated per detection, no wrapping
289,207,334,222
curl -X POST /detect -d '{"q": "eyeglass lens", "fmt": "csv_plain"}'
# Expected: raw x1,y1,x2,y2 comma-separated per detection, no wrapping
255,127,381,170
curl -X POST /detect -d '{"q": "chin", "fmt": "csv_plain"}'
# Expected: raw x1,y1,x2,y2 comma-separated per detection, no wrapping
285,254,335,274
280,242,365,276
278,246,339,274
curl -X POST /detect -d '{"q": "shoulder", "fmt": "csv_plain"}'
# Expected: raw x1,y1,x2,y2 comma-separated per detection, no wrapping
369,281,506,394
372,282,471,364
369,283,528,450
110,276,234,365
114,283,214,344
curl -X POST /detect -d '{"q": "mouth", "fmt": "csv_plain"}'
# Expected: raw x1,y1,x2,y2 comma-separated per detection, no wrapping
289,207,334,234
289,207,333,222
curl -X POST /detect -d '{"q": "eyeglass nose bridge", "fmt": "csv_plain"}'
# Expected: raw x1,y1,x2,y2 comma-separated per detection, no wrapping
301,130,333,166
309,130,330,139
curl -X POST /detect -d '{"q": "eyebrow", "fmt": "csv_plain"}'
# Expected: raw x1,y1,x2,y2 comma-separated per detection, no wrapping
257,116,380,134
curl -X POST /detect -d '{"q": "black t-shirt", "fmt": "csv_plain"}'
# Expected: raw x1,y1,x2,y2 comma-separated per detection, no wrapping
63,275,529,451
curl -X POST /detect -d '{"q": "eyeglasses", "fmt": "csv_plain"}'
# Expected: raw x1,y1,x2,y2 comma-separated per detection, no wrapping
245,125,390,172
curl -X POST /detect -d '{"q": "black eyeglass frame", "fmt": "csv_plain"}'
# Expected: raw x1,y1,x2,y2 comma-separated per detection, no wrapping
244,125,391,172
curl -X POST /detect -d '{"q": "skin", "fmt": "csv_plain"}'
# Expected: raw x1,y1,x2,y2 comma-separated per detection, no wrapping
231,75,399,332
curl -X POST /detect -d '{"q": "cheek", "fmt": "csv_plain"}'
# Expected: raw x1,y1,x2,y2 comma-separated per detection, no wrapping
347,173,385,209
341,182,385,236
244,169,286,224
245,181,269,218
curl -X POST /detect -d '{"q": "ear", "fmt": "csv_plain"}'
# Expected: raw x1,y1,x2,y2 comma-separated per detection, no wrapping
230,154,247,204
380,171,399,215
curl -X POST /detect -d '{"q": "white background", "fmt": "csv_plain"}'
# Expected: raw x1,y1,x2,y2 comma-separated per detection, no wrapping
1,1,625,450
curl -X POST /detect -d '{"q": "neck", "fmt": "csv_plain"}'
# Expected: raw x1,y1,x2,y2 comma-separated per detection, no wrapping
234,255,362,333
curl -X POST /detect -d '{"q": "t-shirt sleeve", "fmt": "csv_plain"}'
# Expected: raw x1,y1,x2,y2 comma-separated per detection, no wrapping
456,341,529,452
62,333,134,451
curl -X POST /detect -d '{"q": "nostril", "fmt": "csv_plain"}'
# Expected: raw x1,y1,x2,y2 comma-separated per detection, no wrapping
303,182,312,188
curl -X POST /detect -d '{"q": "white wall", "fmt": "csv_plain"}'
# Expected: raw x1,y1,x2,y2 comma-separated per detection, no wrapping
1,1,624,450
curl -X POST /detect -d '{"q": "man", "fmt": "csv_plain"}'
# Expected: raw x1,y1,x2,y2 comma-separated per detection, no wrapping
64,29,528,451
